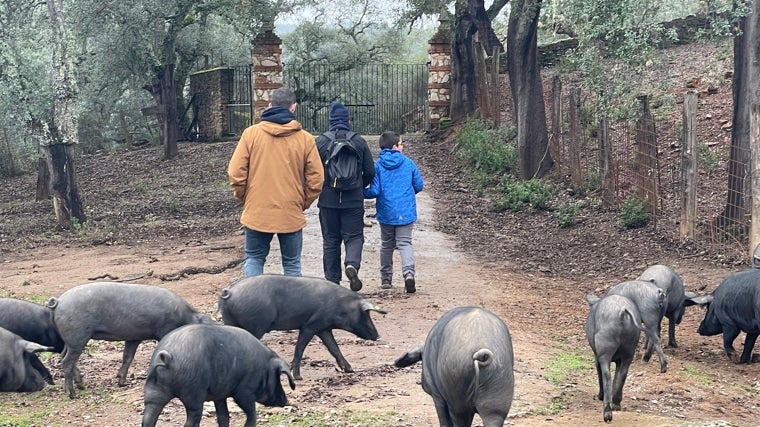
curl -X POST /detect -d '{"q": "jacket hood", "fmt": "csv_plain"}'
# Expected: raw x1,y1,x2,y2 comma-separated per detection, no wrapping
378,148,404,170
259,106,303,136
328,101,351,131
261,106,296,125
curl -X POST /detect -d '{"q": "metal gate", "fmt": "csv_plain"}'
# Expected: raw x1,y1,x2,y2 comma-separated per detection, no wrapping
225,63,428,136
283,63,428,135
226,64,253,136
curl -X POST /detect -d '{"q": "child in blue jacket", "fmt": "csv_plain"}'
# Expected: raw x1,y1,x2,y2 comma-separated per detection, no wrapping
364,131,425,293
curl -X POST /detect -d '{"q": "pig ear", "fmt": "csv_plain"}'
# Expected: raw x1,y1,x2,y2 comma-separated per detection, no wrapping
685,294,713,307
585,294,600,305
360,299,387,314
22,341,54,354
394,344,424,368
276,358,296,390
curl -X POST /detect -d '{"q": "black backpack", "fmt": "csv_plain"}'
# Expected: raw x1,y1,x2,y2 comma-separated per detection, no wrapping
323,131,363,191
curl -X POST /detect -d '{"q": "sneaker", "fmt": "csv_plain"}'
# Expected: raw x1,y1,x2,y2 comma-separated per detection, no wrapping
404,273,416,294
381,280,392,289
345,265,363,291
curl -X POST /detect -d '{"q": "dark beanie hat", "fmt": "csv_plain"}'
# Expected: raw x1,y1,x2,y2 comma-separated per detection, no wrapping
329,101,350,131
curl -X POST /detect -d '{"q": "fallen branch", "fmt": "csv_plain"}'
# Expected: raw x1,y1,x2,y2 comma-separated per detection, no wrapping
155,258,244,281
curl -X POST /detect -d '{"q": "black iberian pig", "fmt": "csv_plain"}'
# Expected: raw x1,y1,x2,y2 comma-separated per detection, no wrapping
141,324,295,427
394,306,514,427
218,274,386,380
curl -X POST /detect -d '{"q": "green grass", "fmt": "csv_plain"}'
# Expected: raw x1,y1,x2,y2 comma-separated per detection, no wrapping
680,364,713,387
258,409,395,426
0,412,50,427
545,352,592,386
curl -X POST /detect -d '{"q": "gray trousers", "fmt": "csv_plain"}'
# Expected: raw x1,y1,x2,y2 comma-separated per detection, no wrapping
380,222,415,282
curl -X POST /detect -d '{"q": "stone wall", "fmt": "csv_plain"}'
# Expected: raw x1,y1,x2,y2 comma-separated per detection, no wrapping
189,67,233,142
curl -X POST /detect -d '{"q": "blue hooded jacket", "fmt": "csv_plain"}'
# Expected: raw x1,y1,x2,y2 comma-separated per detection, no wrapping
364,148,424,225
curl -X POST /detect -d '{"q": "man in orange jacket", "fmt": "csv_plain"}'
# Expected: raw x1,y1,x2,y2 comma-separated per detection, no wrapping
228,87,324,276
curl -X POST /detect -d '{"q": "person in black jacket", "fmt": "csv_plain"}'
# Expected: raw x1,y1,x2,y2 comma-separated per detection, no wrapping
315,101,375,291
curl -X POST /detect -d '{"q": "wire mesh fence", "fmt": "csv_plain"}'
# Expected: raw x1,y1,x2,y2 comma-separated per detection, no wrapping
544,80,749,260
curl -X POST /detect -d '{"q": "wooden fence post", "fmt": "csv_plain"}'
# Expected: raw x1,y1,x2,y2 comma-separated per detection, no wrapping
598,117,614,206
681,92,698,241
635,94,658,224
568,88,581,186
750,104,760,260
550,75,562,174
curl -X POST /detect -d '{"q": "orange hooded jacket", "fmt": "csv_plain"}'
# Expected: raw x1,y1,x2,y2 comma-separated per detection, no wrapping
228,118,324,233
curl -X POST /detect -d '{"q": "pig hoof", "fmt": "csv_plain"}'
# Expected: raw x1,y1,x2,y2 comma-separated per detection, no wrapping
603,407,613,423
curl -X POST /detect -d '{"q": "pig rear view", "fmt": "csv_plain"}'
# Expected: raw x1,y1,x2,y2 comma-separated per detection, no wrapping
48,281,212,398
0,326,55,392
0,297,64,353
394,306,514,427
586,294,643,423
603,280,668,373
218,274,386,380
638,264,686,348
141,324,295,427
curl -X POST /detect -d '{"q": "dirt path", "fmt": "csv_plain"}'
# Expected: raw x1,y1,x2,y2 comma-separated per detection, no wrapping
1,187,747,427
1,137,758,426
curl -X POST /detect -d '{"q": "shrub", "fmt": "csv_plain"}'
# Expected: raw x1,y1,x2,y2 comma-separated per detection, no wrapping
492,176,554,212
456,119,517,176
556,201,580,228
619,194,651,229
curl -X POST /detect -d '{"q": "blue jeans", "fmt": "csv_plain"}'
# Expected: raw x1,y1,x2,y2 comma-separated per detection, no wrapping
243,228,303,277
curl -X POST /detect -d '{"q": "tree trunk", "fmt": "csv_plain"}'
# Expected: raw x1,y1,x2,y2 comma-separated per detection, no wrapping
154,64,179,160
41,143,86,225
507,0,553,180
44,0,85,227
717,0,760,231
449,1,479,121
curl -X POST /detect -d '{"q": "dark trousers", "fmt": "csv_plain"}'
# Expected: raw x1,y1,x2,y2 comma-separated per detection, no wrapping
319,206,365,284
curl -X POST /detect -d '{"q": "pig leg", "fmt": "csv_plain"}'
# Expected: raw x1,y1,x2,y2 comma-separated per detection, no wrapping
611,355,633,410
431,395,454,427
481,413,508,427
231,395,256,427
450,411,475,427
667,314,678,348
642,326,667,373
117,340,141,386
291,330,318,380
213,399,231,427
181,400,204,427
722,326,740,361
316,330,353,373
598,356,614,423
29,355,54,385
61,346,84,398
594,359,604,401
740,332,758,364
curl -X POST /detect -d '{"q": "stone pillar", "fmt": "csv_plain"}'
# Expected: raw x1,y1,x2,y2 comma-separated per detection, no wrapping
252,24,283,122
427,11,453,129
189,67,234,142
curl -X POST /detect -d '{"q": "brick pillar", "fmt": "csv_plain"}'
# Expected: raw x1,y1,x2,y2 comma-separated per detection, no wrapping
189,67,234,141
252,25,283,122
427,12,452,129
